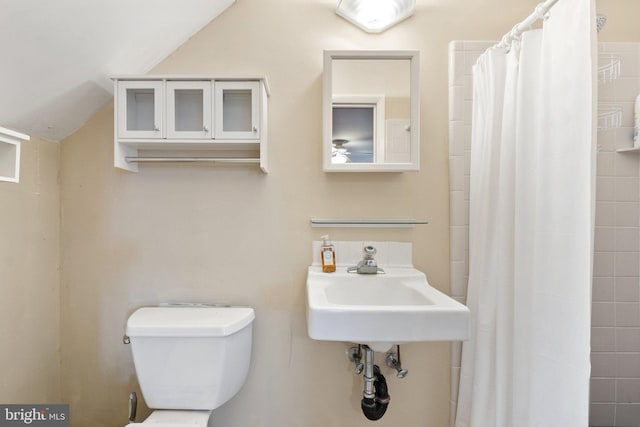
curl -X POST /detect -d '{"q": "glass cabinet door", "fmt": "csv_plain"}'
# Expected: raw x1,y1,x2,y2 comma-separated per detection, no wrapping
214,81,260,140
117,81,163,138
166,81,212,139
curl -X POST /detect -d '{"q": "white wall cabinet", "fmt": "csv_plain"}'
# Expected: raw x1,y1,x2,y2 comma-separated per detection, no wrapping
0,126,30,183
113,76,269,173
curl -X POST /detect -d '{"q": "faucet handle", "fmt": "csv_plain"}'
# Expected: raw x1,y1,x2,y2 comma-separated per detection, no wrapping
363,246,377,258
348,345,364,375
385,346,408,379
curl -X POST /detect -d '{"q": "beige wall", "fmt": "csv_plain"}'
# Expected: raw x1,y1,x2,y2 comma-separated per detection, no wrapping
0,136,60,402
54,0,640,426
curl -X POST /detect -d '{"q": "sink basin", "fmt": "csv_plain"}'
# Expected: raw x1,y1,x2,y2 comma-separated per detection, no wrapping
306,266,470,352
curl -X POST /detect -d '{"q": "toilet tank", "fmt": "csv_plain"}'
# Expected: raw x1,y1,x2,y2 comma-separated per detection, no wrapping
126,305,255,410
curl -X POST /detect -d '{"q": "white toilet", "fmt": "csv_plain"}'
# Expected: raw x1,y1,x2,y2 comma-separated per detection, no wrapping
124,304,255,426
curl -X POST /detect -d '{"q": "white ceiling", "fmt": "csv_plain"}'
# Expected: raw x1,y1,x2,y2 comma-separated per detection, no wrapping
0,0,235,142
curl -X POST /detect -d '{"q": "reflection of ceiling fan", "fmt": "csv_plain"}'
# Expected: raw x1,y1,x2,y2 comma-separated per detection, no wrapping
332,138,351,163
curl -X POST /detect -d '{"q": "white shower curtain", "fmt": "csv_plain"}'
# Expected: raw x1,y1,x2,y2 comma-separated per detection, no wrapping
455,0,596,426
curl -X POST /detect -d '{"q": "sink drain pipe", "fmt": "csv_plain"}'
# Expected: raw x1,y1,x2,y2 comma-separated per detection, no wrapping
361,346,390,421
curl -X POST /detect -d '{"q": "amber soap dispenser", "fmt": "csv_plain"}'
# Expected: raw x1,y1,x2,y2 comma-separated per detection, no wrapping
321,235,336,273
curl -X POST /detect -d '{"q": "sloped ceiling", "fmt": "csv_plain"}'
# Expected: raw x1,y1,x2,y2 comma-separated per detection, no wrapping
0,0,235,142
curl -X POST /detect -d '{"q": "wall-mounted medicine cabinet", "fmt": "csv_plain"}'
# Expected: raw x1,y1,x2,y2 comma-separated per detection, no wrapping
323,50,420,172
112,76,269,173
0,126,30,183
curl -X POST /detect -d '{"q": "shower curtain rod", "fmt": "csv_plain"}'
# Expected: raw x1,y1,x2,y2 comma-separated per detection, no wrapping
496,0,561,50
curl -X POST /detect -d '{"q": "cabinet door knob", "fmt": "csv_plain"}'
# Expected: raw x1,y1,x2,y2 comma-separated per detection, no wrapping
203,126,209,132
253,126,258,132
154,125,159,132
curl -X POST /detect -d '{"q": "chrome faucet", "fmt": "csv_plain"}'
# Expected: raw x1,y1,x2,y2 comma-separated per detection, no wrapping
347,246,385,274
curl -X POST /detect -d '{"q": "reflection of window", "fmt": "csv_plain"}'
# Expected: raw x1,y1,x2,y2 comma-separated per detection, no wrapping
332,105,375,163
331,95,385,164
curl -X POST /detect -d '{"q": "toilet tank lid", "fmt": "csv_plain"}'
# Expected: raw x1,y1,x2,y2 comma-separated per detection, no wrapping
126,306,255,337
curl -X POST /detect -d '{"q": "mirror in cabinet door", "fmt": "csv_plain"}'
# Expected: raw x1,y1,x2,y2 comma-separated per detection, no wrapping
166,81,212,139
323,50,420,172
117,81,164,139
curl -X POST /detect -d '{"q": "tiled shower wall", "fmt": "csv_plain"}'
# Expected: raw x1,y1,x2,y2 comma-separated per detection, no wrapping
448,41,640,427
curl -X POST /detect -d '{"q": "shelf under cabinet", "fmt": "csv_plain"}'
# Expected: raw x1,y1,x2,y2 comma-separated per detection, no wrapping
616,147,640,153
115,140,267,173
117,139,260,150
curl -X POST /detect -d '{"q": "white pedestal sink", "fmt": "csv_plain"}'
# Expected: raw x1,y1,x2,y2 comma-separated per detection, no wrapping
306,265,470,352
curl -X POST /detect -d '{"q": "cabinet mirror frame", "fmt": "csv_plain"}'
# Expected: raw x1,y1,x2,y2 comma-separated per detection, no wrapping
323,50,420,172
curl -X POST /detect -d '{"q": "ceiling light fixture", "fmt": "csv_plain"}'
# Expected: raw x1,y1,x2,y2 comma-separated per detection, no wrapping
336,0,415,34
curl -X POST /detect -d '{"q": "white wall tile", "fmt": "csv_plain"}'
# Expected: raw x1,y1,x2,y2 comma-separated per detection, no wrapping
463,49,484,71
615,328,640,352
450,226,468,262
463,75,473,101
593,302,616,327
615,177,639,201
596,202,616,226
589,403,615,426
616,302,640,327
615,403,640,425
614,151,640,177
618,50,640,78
616,353,640,377
616,202,639,227
463,100,473,124
614,77,640,103
602,42,638,53
451,261,467,298
464,125,472,151
449,155,465,191
597,128,617,152
592,352,618,377
616,227,640,252
597,152,615,176
450,51,466,86
449,121,465,157
616,277,640,302
596,227,616,252
616,252,640,277
450,190,467,227
617,378,640,403
620,101,636,128
387,242,412,267
597,176,616,201
592,327,616,351
598,80,616,102
449,86,465,122
593,277,615,302
591,377,616,402
594,252,615,277
336,241,363,266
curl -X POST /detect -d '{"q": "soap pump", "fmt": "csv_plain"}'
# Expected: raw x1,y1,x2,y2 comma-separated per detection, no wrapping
321,235,336,273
